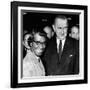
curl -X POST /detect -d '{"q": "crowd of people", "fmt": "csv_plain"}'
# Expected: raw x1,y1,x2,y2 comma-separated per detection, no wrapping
22,15,79,77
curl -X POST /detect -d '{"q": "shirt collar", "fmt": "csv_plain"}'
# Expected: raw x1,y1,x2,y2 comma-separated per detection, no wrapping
27,50,40,61
56,38,66,45
56,38,66,52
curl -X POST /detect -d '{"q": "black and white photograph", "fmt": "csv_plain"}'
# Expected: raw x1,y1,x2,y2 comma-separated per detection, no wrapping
11,1,87,88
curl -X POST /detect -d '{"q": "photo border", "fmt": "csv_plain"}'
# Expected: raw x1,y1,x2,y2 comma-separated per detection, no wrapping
11,1,88,88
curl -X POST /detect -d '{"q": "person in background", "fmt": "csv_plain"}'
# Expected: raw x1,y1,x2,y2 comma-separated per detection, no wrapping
43,26,54,39
23,27,47,77
43,15,79,75
69,26,79,40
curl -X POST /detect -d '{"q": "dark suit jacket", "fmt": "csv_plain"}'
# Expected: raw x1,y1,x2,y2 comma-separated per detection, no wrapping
43,36,79,75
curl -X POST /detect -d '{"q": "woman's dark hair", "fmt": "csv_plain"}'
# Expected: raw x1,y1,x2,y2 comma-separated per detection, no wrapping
27,26,48,46
32,26,48,41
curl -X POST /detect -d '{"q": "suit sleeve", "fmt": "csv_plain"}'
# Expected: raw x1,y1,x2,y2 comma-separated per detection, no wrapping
74,40,79,74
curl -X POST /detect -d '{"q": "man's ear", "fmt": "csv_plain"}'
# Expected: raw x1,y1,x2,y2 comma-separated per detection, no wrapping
52,25,55,32
52,31,54,37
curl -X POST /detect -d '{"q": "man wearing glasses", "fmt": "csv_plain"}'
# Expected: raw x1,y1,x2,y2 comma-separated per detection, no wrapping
23,27,47,77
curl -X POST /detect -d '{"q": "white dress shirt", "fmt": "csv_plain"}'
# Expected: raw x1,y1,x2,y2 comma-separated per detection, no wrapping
56,38,66,53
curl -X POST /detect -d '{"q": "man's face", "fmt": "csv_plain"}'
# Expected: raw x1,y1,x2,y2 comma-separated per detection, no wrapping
53,18,68,40
31,33,46,57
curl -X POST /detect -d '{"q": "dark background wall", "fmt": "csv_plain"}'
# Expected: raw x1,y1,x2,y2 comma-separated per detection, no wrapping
23,12,79,33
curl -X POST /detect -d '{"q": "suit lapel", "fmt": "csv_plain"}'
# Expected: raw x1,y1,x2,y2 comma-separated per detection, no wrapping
62,37,70,54
50,37,59,63
50,36,57,53
59,37,71,64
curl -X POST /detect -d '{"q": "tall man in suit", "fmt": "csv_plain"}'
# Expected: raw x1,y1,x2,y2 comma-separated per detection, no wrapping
43,15,79,75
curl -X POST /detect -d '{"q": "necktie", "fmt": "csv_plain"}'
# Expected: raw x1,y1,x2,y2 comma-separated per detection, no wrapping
58,40,62,60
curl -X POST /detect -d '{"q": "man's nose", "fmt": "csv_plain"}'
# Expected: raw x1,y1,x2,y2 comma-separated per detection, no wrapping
59,29,64,34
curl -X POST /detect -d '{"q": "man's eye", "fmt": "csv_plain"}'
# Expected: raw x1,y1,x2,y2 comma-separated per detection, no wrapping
58,27,62,29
